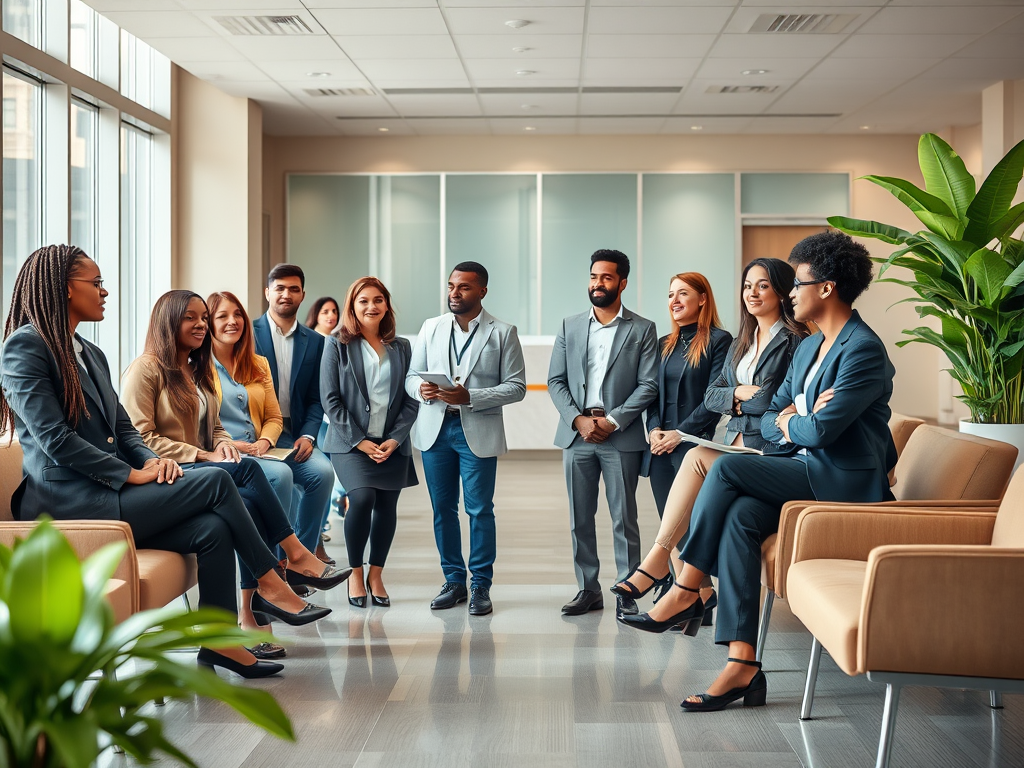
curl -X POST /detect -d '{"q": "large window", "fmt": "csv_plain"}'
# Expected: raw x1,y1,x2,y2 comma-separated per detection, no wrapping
120,124,153,366
2,0,40,48
70,100,97,258
70,0,97,78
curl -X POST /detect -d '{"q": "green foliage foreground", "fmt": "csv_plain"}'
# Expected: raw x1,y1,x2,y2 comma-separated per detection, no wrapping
0,519,294,768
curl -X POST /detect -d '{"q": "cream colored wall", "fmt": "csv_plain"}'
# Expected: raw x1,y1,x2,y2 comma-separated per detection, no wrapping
173,67,264,313
263,132,941,420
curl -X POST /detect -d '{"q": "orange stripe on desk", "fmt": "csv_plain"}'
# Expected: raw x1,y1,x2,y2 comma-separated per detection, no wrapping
526,384,548,391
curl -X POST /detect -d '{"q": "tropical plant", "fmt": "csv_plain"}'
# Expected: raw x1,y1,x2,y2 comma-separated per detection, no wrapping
829,133,1024,424
0,520,294,768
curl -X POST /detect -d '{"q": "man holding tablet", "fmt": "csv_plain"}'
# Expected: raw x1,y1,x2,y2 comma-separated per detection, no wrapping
406,262,527,615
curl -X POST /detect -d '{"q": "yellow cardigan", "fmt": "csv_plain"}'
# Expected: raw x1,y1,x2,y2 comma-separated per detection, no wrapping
210,355,284,447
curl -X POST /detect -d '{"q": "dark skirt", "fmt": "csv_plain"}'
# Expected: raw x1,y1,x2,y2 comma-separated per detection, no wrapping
330,447,418,492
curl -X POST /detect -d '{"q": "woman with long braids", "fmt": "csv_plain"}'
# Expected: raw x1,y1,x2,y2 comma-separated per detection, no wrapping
120,289,352,640
0,245,331,679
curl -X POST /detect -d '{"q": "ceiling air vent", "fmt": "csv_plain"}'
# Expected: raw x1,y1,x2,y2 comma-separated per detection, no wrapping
304,87,376,97
706,85,780,94
214,15,314,36
748,13,856,34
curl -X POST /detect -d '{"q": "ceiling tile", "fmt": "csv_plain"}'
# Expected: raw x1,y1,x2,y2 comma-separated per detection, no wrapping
488,117,577,134
745,116,843,133
333,35,458,59
919,57,1024,80
587,6,733,34
342,58,467,80
464,58,580,80
304,0,436,6
336,118,413,135
181,61,269,80
227,35,352,61
478,92,579,116
310,8,448,35
591,0,735,5
475,78,580,88
100,10,217,38
405,118,491,135
954,35,1024,60
298,94,398,117
257,59,364,80
740,0,884,4
710,34,845,59
673,82,784,115
586,34,715,59
579,92,681,116
830,33,976,57
695,57,819,80
374,77,472,89
386,94,483,117
83,0,178,11
444,7,585,35
768,79,898,113
723,4,877,35
147,36,247,63
661,116,754,133
584,58,700,81
456,34,582,59
805,56,942,79
857,6,1020,34
445,0,584,5
577,116,667,134
176,0,307,8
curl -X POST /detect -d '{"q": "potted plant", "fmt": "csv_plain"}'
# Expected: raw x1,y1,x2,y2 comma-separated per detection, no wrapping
829,133,1024,466
0,520,295,768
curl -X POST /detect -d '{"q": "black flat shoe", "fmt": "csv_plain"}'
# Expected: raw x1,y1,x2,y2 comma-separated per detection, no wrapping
348,582,366,608
431,581,468,610
611,567,672,600
617,582,704,635
250,592,332,626
247,642,287,660
285,564,352,591
561,590,604,615
197,648,283,679
680,658,767,712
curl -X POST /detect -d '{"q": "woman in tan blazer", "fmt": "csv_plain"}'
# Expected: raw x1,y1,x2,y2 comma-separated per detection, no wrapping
121,290,352,643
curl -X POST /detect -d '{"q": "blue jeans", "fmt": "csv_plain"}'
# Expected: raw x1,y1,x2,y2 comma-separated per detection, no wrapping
421,414,498,589
274,431,335,553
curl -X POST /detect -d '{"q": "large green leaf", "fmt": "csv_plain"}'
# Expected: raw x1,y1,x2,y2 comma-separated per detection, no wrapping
990,201,1024,243
826,215,911,244
917,210,966,240
966,247,1014,305
918,133,976,221
1004,259,1024,293
861,175,955,216
965,137,1024,245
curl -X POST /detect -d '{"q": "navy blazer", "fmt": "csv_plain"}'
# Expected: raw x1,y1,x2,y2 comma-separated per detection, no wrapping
320,336,419,456
253,313,325,441
761,311,898,504
0,325,157,521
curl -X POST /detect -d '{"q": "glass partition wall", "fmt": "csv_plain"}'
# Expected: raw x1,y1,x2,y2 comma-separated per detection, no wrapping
288,172,849,338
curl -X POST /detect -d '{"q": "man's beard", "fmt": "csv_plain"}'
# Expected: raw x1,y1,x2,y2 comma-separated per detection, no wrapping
449,299,478,315
589,284,620,308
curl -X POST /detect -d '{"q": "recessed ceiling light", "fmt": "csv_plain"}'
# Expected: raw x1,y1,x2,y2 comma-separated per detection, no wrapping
523,126,536,131
860,125,871,130
741,69,768,76
378,127,389,132
512,47,531,53
307,71,331,78
691,125,703,131
505,19,530,29
516,69,535,76
521,104,539,110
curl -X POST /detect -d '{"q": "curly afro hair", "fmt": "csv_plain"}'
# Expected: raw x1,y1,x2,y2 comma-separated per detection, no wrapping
788,230,874,305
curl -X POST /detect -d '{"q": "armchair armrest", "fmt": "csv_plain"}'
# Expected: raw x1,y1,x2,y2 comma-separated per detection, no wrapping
773,499,1000,599
860,545,1024,679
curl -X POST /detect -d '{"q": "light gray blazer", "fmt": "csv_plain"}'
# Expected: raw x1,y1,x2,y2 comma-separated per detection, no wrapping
320,336,419,456
547,307,659,452
405,308,526,458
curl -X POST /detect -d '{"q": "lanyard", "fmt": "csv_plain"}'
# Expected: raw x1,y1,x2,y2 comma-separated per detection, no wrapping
450,323,479,368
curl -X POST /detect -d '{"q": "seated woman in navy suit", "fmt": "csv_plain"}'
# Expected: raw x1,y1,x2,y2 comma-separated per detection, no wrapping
0,245,333,679
621,231,897,712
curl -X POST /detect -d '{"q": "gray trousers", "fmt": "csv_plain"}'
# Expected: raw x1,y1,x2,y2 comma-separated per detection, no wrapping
563,440,643,592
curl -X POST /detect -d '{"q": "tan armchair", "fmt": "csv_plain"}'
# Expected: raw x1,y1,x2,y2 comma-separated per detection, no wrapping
785,465,1024,768
0,440,197,622
754,420,1018,661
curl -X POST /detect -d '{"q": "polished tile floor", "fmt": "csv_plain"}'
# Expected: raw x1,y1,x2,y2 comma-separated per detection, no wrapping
113,454,1023,768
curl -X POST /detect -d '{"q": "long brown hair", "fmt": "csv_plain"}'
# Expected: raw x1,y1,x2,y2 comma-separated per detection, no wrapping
337,277,397,345
305,296,339,331
731,258,810,367
0,244,91,432
142,290,215,415
662,272,721,366
207,291,265,386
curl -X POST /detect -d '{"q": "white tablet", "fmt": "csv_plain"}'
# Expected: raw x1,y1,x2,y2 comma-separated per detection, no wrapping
413,371,457,390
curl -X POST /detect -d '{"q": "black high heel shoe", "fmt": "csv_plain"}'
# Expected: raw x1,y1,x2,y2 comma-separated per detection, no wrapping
680,658,767,712
617,582,704,635
197,648,283,679
368,577,390,607
348,580,366,608
701,589,718,626
610,567,672,600
285,564,352,590
250,592,331,626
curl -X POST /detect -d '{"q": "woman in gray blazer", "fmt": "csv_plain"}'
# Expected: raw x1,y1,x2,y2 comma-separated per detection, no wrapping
321,277,419,607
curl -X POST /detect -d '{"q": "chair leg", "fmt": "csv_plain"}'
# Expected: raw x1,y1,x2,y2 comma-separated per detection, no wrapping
875,683,901,768
989,691,1003,709
800,637,823,721
755,592,774,663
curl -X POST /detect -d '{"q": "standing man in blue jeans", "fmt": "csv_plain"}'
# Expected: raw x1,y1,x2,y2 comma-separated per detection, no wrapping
253,263,335,566
406,262,526,616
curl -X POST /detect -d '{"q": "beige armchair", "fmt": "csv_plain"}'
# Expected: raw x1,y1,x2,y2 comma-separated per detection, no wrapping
785,465,1024,768
754,420,1018,661
0,440,197,622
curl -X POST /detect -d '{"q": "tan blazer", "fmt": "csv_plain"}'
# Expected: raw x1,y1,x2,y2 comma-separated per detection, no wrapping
121,354,232,464
211,355,284,446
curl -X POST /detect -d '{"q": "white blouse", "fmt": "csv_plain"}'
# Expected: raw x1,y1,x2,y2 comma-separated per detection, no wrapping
360,339,391,439
736,318,785,386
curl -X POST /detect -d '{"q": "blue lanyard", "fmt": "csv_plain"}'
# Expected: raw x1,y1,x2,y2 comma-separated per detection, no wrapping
450,323,479,367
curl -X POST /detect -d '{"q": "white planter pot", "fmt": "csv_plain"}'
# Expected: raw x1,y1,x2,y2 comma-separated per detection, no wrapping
959,419,1024,474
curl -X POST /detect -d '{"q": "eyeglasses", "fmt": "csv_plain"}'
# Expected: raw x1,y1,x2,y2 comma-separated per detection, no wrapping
793,277,829,288
70,278,105,289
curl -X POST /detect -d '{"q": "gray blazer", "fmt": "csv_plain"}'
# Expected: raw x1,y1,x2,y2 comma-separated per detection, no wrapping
547,307,659,452
405,308,526,458
320,336,419,456
0,325,157,521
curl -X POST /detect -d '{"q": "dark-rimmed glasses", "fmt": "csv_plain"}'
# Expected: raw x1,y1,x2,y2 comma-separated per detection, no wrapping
793,277,829,288
70,278,105,289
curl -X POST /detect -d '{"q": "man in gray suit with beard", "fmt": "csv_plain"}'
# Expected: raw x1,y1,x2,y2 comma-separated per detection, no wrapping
548,249,659,617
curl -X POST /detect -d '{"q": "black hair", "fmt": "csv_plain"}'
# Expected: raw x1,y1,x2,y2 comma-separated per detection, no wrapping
267,263,305,289
788,230,873,305
590,249,630,280
450,261,488,287
730,258,810,367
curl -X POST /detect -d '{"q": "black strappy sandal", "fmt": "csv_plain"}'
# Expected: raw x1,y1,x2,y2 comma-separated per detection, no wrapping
610,567,672,599
680,658,767,712
616,582,704,635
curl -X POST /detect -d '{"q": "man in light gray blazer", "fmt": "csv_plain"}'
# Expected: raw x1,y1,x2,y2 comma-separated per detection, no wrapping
548,249,659,617
406,261,526,616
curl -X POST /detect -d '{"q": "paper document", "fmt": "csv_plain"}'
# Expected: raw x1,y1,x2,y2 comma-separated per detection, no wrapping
262,447,297,462
676,431,762,456
413,371,457,390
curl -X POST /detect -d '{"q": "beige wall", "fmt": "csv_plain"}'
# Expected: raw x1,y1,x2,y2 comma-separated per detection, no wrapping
173,67,263,313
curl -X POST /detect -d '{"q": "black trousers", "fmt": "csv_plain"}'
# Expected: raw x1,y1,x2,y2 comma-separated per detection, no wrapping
118,464,283,615
680,454,813,647
343,487,402,568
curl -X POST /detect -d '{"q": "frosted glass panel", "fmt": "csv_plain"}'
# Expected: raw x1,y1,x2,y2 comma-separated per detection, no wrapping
541,174,637,335
287,175,370,307
447,175,537,335
642,174,737,333
741,173,849,216
380,175,441,335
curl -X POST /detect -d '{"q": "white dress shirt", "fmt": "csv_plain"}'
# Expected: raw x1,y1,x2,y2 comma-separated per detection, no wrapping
361,338,391,438
584,306,623,421
269,317,298,418
736,318,786,386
